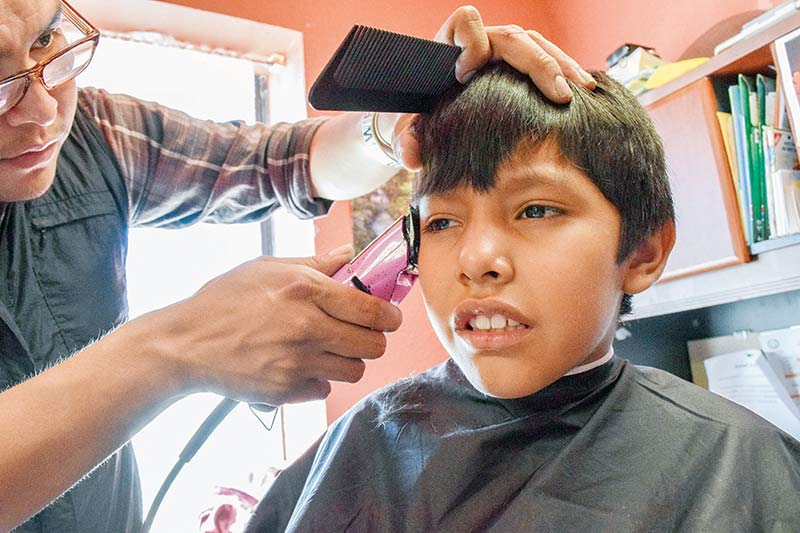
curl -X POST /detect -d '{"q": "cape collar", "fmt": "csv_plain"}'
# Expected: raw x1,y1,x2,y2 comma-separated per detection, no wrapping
482,356,624,419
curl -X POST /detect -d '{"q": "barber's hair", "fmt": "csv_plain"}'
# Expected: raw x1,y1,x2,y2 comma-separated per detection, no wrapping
413,63,674,315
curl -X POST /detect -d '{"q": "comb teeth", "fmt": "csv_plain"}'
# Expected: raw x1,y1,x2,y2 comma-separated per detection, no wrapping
334,26,461,96
308,24,461,113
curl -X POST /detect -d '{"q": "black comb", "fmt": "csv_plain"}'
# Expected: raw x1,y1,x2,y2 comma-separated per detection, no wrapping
309,25,461,113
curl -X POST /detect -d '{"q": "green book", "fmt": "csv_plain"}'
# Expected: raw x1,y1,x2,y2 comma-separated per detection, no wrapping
757,74,776,238
739,74,767,242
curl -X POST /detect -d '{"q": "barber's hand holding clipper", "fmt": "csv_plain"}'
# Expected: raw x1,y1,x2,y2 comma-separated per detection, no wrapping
152,245,403,406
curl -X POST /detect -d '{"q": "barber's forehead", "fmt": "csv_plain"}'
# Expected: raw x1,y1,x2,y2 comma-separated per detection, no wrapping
0,0,60,54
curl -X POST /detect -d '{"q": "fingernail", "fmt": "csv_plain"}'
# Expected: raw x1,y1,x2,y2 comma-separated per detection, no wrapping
327,243,354,257
554,75,572,99
459,69,477,84
579,68,595,84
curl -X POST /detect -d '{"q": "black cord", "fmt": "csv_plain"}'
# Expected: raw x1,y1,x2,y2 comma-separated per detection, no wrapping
140,398,279,532
248,403,280,431
140,398,238,533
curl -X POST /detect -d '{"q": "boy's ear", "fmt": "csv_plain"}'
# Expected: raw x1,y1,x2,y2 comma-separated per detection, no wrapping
621,221,676,295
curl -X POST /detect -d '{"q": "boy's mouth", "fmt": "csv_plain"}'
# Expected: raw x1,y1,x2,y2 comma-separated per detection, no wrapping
467,314,526,331
454,300,531,330
453,300,532,350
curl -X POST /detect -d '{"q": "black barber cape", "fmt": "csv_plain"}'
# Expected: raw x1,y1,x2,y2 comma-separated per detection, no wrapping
247,357,800,532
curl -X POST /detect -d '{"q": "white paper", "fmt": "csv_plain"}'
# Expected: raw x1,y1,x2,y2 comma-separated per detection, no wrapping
704,350,800,440
760,326,800,407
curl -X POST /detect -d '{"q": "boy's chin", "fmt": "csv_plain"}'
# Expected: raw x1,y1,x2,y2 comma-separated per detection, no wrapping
452,357,563,400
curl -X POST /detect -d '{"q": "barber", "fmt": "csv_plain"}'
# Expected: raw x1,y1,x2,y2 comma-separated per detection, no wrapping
0,1,595,530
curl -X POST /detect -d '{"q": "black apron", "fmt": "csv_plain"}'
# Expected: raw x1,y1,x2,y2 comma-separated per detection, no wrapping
0,104,142,532
247,358,800,532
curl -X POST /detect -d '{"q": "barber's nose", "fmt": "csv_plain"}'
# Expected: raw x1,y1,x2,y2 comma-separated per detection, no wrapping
4,78,58,128
457,224,514,285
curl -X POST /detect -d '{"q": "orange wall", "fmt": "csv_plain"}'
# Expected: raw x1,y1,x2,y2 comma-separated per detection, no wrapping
159,0,782,423
158,0,559,423
547,0,779,68
159,0,559,98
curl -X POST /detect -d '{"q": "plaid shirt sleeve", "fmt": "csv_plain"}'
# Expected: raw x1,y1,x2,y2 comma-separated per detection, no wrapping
77,87,332,228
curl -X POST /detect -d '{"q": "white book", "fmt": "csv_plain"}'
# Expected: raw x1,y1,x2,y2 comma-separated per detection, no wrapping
766,92,777,128
774,27,800,155
772,169,789,236
763,128,799,236
764,129,778,237
777,170,800,234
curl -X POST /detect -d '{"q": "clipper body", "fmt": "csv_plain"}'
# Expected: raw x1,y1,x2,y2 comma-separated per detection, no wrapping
332,210,419,305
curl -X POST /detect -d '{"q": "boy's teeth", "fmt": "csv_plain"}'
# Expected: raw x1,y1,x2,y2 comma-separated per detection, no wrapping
490,314,506,328
468,314,523,331
474,315,491,330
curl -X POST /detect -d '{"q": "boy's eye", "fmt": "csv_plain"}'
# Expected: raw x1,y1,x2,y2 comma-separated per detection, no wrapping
424,218,458,232
520,204,562,219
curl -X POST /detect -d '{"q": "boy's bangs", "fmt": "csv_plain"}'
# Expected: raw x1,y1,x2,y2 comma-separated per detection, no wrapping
414,66,552,198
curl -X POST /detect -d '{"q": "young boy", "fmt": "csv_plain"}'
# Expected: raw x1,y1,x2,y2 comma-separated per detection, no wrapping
245,65,800,532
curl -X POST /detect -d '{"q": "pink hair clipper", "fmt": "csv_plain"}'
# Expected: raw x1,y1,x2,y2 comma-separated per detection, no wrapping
331,208,419,305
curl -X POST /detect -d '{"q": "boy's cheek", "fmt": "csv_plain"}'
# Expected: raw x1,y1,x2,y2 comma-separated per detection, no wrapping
421,299,453,345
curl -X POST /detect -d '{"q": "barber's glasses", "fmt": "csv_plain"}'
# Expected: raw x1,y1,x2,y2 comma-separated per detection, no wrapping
0,1,99,115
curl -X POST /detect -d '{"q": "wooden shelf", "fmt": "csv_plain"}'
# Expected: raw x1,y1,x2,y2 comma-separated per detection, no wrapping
644,80,749,281
630,14,800,320
750,232,800,254
630,241,800,319
639,11,800,107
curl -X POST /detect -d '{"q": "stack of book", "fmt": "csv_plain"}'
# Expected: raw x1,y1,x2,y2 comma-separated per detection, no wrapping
717,73,800,245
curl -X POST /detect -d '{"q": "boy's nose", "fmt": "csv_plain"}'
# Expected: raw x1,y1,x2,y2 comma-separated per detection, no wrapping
457,226,514,285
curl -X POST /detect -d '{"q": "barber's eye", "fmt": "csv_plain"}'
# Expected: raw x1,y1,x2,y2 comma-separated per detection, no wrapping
521,205,562,219
35,30,57,49
424,218,457,232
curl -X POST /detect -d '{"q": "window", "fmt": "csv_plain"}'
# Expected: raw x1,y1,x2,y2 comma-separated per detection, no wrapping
78,26,325,532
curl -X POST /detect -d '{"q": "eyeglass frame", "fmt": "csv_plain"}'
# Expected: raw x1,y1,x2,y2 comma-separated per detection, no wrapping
0,0,100,114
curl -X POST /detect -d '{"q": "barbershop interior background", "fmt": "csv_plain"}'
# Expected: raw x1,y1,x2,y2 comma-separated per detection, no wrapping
70,0,798,530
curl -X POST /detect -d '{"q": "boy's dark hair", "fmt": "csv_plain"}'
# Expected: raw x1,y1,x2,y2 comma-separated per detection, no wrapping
413,64,674,315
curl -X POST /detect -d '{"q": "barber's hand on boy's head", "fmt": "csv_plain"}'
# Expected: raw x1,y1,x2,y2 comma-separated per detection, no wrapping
155,247,402,406
435,6,595,99
390,6,596,171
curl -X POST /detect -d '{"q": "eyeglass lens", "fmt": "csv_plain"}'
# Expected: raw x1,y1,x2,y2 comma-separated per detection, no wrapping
45,40,95,86
0,80,26,113
0,41,94,113
0,5,97,114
